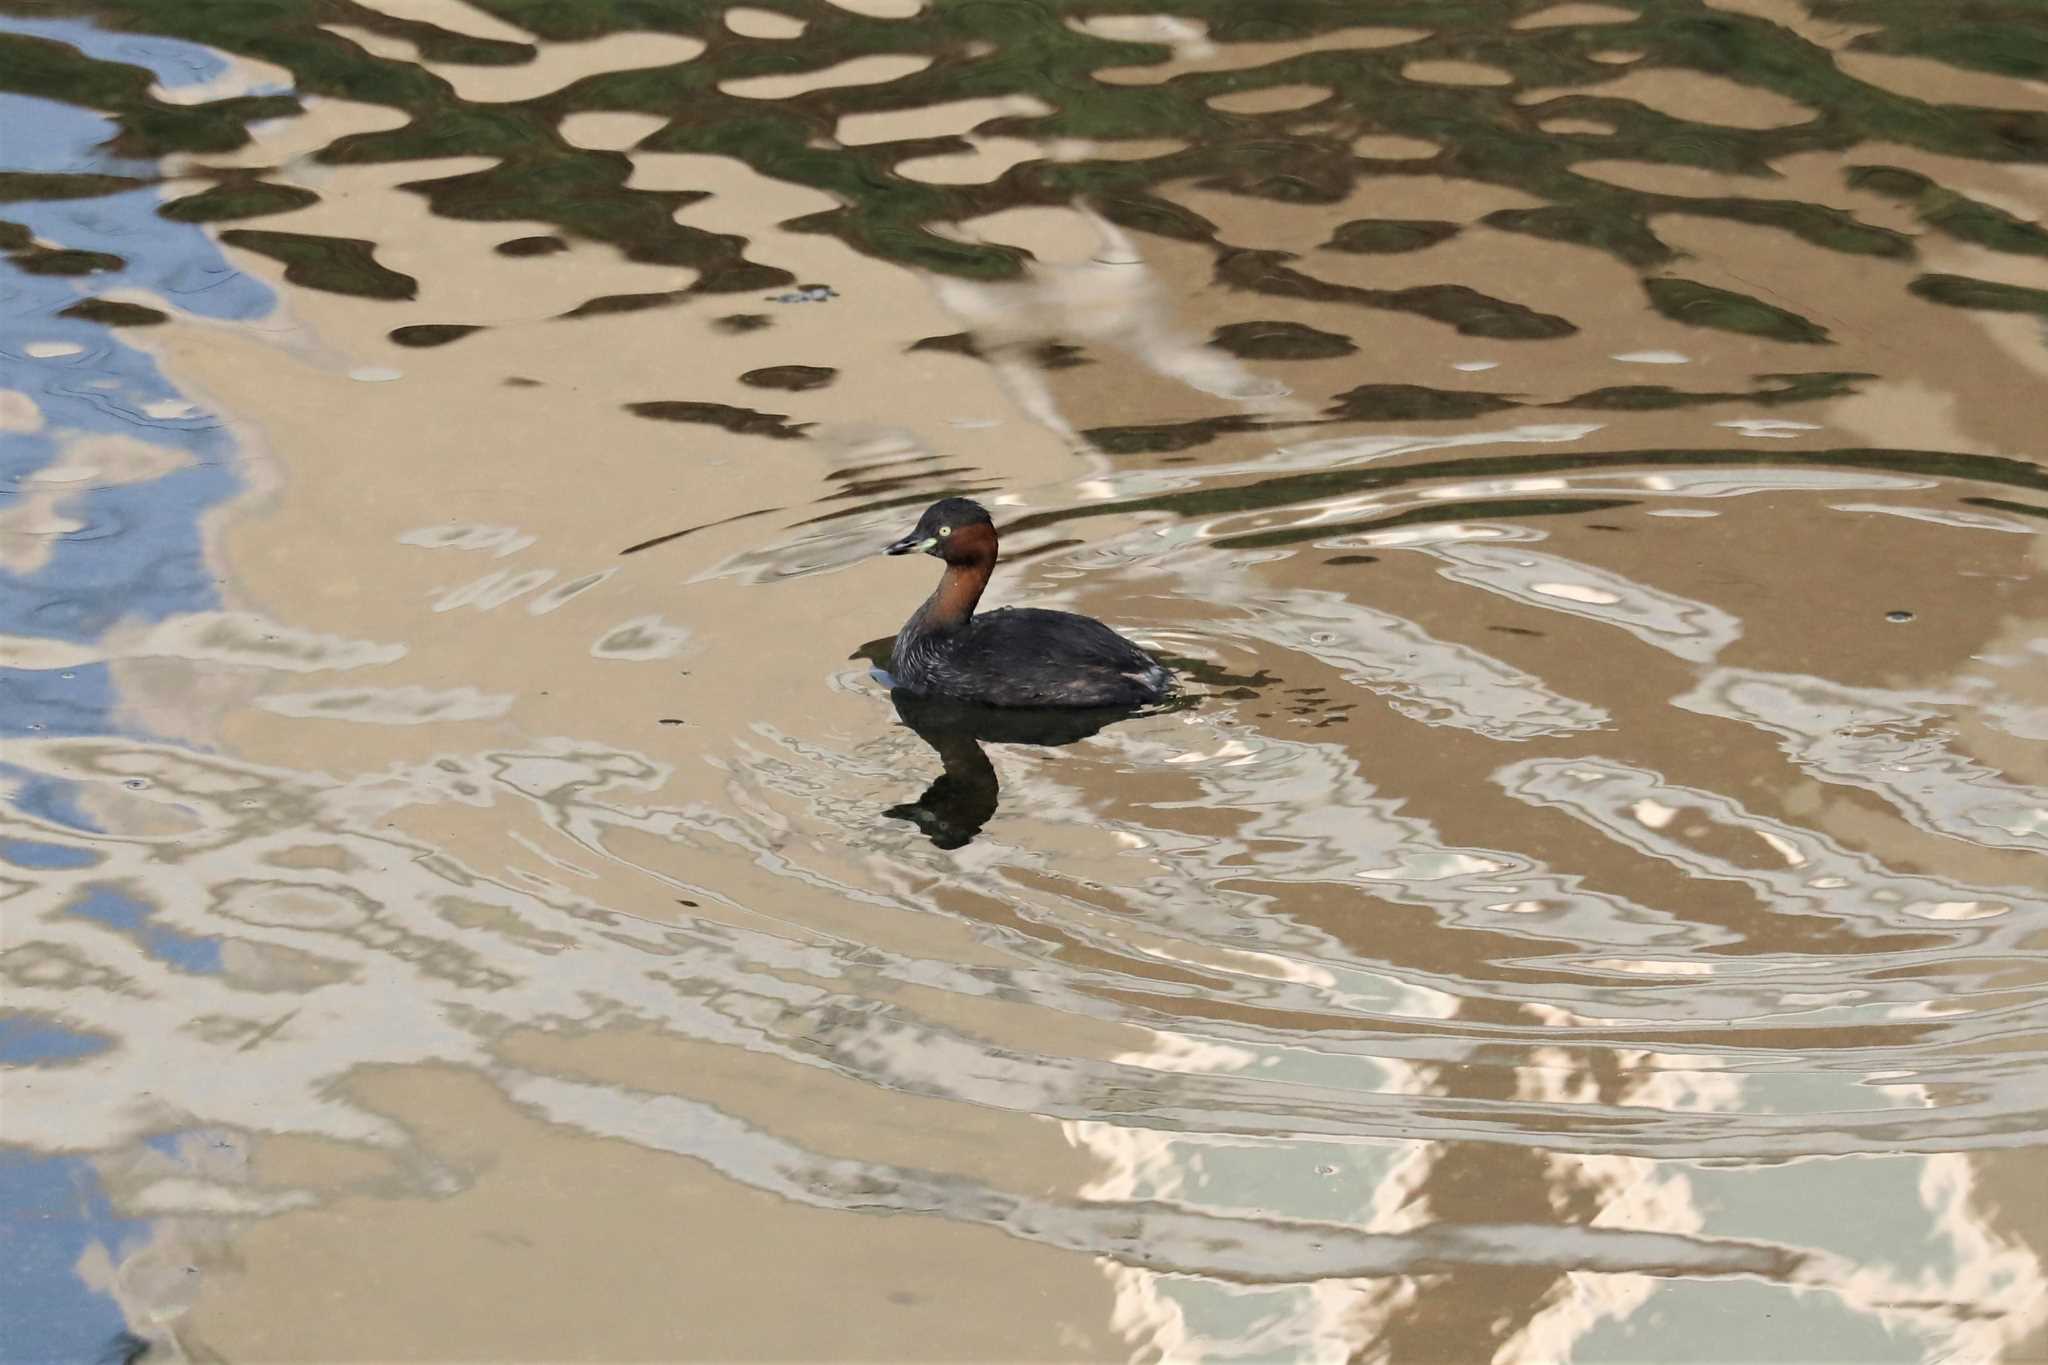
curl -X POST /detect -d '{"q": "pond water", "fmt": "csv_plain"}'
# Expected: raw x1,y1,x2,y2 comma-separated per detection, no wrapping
2,1,2046,1360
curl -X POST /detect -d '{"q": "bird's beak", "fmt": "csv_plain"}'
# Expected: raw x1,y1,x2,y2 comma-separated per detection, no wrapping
885,533,936,556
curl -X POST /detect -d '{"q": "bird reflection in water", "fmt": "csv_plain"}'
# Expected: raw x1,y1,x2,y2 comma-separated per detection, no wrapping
884,689,1150,849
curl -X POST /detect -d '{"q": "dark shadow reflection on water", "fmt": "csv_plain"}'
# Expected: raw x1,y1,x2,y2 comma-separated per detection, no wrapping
885,689,1152,850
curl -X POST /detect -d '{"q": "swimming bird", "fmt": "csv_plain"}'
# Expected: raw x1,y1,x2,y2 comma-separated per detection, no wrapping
884,497,1173,708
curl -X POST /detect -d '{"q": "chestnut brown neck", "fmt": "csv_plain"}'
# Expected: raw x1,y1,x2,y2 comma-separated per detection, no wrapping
925,522,997,631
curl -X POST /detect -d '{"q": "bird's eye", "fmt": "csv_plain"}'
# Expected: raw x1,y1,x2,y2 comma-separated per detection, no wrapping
936,524,951,536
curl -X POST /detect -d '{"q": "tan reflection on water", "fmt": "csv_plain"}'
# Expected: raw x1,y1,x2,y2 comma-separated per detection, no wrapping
9,6,2048,1362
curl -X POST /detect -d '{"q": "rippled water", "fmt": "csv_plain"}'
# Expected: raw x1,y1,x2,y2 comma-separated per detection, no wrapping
3,1,2047,1360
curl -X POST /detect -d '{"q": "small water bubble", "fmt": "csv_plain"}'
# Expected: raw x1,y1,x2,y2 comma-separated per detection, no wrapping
1886,610,1915,624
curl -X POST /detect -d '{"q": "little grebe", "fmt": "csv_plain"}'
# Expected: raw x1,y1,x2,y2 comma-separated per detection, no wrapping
885,497,1173,708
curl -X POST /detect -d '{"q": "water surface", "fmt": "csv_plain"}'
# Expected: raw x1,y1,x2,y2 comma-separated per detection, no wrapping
3,1,2046,1360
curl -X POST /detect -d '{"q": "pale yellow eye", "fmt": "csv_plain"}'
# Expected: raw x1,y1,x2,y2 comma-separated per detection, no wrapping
936,524,951,536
